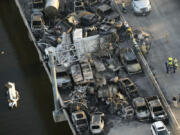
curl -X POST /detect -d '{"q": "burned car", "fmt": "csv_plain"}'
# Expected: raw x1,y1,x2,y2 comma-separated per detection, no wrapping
31,12,45,36
71,110,89,133
132,97,150,121
71,64,83,84
119,77,139,100
79,11,98,26
32,0,44,11
119,48,142,74
96,4,120,23
145,96,168,123
90,112,104,134
121,105,134,119
56,71,71,88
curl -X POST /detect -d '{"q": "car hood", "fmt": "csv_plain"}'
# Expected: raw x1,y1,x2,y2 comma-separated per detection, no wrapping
127,63,142,73
134,0,150,9
57,77,71,85
137,111,150,118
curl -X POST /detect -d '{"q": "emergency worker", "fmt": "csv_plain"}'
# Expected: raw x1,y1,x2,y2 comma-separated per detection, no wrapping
173,58,178,73
165,57,173,73
122,1,126,13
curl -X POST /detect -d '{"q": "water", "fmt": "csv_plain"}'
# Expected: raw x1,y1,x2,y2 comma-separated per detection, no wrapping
0,1,72,135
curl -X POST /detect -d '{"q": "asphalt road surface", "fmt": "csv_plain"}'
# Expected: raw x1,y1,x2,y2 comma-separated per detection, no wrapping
0,1,72,135
121,0,180,128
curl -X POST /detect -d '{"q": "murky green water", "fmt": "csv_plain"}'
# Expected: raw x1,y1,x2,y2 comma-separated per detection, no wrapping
0,1,72,135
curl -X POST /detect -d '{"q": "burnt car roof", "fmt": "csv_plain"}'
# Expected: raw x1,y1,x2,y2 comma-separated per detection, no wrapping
97,4,111,12
123,48,136,61
133,97,146,107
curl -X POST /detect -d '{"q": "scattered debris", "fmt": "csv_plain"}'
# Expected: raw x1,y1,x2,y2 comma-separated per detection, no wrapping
21,0,161,134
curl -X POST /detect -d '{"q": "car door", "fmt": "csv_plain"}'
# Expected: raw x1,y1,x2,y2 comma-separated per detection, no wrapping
151,124,157,135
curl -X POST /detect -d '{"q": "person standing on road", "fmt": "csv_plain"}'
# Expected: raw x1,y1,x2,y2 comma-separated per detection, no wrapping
173,58,178,73
165,57,173,73
122,1,126,13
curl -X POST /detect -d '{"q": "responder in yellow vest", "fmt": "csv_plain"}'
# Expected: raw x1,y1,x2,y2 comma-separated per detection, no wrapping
122,1,126,13
165,57,173,73
168,57,173,67
173,58,178,73
127,27,133,38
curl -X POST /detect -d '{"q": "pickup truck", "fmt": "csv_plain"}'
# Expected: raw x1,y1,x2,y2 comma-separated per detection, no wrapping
145,96,168,123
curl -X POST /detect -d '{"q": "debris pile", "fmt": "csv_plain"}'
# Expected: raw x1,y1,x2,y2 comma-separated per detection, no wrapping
24,0,158,134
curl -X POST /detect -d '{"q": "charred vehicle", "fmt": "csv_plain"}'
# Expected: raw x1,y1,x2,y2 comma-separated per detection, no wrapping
145,96,168,122
90,112,104,134
119,48,142,74
56,71,72,88
71,110,89,133
96,4,120,23
32,0,44,11
31,11,45,37
132,97,150,121
119,77,139,100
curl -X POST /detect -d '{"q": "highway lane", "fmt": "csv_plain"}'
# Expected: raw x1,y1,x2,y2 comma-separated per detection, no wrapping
118,0,180,134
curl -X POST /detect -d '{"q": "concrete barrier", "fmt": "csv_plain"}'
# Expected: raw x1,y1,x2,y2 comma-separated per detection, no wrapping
14,0,77,134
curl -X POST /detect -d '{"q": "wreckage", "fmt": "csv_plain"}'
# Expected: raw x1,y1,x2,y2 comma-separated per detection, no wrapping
16,0,163,134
